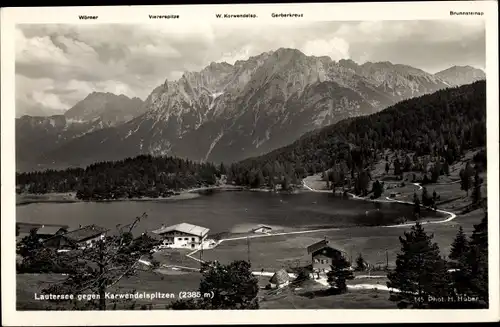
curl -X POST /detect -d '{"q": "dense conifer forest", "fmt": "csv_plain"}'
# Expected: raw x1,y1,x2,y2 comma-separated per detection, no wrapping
16,156,221,200
227,81,486,189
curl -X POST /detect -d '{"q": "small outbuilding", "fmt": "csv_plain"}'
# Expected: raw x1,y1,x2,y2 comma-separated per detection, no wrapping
43,224,108,250
269,269,290,289
252,225,272,234
35,225,68,240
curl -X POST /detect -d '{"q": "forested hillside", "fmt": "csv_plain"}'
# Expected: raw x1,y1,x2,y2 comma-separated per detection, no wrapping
226,81,486,188
16,155,222,200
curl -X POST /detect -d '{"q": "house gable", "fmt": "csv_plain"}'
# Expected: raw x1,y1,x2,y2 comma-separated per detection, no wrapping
311,246,343,259
43,235,77,249
307,239,329,254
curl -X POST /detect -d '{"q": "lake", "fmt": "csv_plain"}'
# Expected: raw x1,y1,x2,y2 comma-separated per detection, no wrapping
16,191,442,236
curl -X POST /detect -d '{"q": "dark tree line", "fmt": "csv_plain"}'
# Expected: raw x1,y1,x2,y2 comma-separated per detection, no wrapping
231,81,486,187
169,260,259,310
16,155,223,200
387,212,488,309
225,160,303,191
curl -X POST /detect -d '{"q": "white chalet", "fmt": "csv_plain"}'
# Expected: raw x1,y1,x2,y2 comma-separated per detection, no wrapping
152,223,210,249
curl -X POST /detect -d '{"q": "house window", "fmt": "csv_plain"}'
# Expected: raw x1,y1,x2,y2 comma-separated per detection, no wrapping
314,258,319,263
191,237,195,242
184,238,188,241
177,238,182,241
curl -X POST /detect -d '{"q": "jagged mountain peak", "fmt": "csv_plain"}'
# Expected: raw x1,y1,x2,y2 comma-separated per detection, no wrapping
274,47,305,54
205,61,233,70
63,91,145,126
435,65,485,87
448,65,477,70
361,61,430,75
437,65,485,74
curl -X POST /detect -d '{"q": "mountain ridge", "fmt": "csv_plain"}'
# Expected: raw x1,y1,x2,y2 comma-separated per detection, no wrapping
16,48,485,171
435,65,486,86
16,92,145,171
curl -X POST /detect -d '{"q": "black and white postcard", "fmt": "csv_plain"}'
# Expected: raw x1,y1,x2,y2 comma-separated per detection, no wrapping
1,1,499,325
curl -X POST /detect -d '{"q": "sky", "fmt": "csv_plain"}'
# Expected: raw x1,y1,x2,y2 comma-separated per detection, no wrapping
15,20,486,117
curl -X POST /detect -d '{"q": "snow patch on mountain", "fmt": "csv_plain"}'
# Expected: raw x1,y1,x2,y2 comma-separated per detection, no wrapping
204,131,224,162
149,140,172,156
211,92,224,99
254,129,272,149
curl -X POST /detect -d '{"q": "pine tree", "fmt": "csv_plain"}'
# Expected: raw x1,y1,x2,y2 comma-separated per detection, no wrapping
17,228,42,258
387,222,451,308
199,260,259,309
432,189,438,210
449,226,469,261
281,176,290,191
171,260,259,309
355,253,366,271
468,214,488,303
413,192,421,218
460,163,474,196
471,170,482,204
255,170,265,188
431,163,440,183
394,158,402,176
443,160,450,176
268,172,275,190
326,252,354,294
404,155,412,172
452,213,488,307
372,180,383,199
421,187,429,207
219,162,226,175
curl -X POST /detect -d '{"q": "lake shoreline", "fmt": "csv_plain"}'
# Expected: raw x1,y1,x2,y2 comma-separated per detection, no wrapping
15,184,304,206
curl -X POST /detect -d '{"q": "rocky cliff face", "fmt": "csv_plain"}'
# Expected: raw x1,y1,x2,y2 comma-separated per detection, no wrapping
18,48,484,170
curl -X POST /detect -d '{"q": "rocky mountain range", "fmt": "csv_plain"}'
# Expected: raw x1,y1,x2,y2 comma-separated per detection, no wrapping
16,92,144,171
16,48,485,171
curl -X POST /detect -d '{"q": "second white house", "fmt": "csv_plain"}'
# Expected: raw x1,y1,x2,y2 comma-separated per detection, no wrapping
152,222,210,249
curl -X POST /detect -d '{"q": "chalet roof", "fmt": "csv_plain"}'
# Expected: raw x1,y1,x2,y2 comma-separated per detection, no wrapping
307,239,329,254
269,269,290,284
152,223,209,237
62,225,108,243
140,231,163,241
311,246,343,259
36,225,68,235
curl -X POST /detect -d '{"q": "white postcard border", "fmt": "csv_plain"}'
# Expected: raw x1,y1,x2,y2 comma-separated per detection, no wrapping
1,1,499,325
